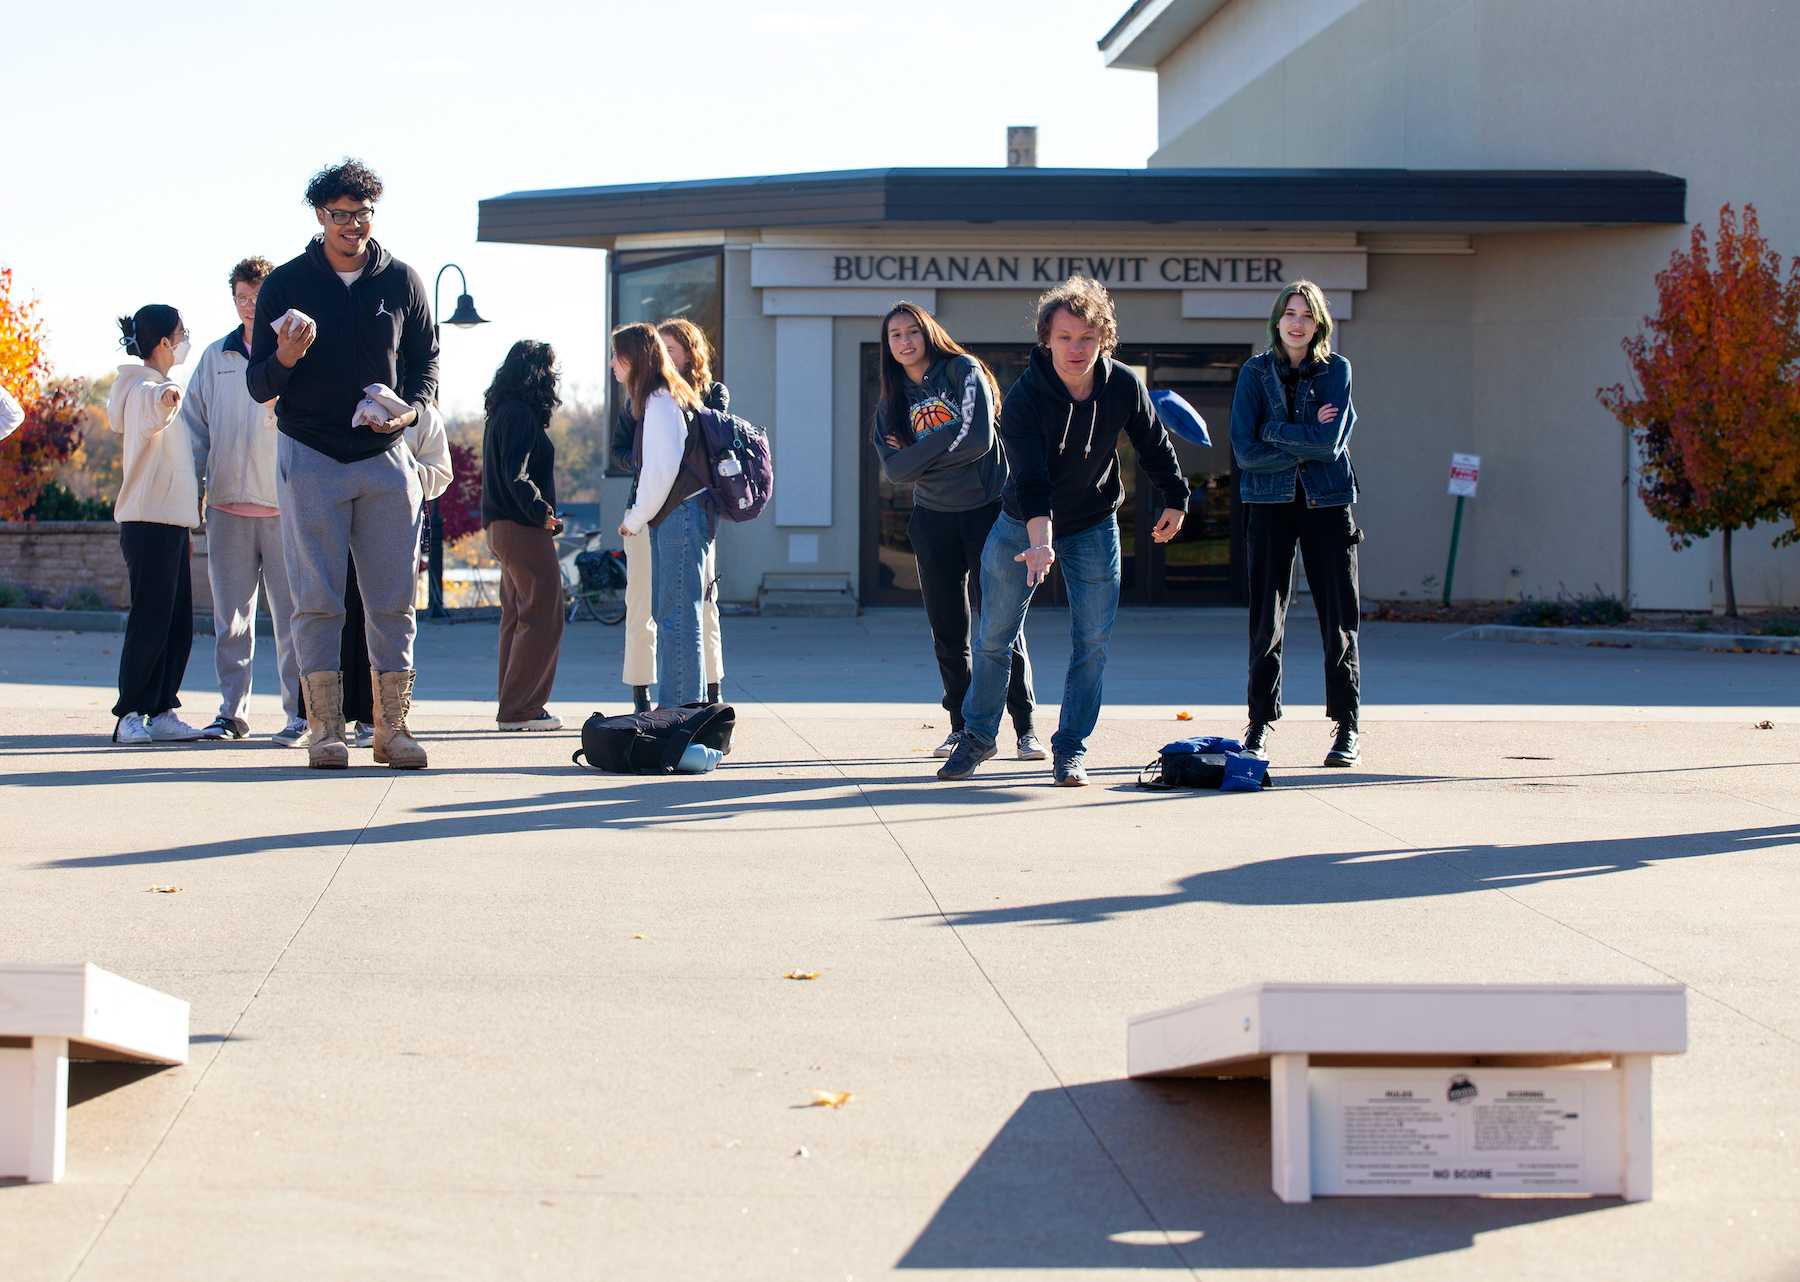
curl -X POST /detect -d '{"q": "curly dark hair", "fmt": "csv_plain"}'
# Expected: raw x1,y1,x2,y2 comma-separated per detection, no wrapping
304,158,384,208
484,340,562,424
228,256,274,290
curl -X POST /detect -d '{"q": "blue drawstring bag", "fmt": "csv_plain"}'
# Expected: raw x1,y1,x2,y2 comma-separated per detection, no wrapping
1151,389,1211,447
1137,735,1271,792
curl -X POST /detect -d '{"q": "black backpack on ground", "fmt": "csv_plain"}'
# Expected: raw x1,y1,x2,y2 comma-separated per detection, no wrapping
572,703,736,774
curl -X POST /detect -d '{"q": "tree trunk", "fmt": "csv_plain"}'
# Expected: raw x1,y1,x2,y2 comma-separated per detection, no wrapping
1723,525,1739,618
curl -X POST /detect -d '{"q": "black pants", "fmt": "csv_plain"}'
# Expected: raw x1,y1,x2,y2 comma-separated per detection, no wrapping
114,522,193,718
1246,493,1361,725
910,501,1034,736
297,553,374,723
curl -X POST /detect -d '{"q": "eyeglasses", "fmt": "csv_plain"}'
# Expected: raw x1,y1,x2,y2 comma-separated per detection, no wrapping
324,207,375,226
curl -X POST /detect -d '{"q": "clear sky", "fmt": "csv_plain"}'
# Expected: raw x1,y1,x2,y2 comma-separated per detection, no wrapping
3,1,1155,414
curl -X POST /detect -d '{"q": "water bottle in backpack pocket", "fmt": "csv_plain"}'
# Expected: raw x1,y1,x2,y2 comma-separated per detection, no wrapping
688,406,773,522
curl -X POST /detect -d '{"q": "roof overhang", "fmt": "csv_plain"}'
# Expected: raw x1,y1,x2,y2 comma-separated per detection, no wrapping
477,168,1687,251
1099,0,1229,69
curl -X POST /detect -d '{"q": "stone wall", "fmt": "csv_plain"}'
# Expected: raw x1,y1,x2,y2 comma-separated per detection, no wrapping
0,521,217,611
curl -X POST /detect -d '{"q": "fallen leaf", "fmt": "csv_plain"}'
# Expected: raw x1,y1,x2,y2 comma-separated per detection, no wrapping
1175,710,1193,721
147,885,181,894
1755,720,1775,730
792,1145,810,1159
630,932,646,940
784,970,820,981
808,1090,854,1110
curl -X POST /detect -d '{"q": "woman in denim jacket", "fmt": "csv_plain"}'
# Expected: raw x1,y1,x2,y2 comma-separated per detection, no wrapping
1228,280,1362,767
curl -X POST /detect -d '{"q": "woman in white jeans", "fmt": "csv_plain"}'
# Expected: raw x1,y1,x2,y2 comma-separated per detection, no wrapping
615,318,727,711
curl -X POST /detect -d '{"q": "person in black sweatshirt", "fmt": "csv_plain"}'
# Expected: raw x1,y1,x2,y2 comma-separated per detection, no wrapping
872,301,1040,761
938,276,1191,785
246,158,438,771
480,340,564,732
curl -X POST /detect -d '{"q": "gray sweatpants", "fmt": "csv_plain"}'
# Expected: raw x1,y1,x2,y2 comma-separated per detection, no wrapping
277,433,424,675
207,509,299,723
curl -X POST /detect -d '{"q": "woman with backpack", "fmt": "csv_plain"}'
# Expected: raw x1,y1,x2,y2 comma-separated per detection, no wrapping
872,301,1041,761
481,340,564,732
613,323,713,708
107,305,206,745
611,321,728,711
1227,279,1362,767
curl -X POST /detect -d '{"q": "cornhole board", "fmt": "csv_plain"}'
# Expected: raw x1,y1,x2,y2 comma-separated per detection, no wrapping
1128,983,1686,1203
0,963,189,1183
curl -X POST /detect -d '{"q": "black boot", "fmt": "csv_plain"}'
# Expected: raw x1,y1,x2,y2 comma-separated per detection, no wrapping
632,685,651,714
705,682,721,706
1325,721,1360,767
1242,721,1273,759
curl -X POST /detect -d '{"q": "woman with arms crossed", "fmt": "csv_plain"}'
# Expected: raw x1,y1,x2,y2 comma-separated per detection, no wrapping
1227,279,1363,767
873,302,1041,760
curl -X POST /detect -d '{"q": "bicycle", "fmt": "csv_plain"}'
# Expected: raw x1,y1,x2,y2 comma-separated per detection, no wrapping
557,527,628,624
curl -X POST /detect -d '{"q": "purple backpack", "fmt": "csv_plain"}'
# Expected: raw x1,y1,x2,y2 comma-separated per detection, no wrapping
689,406,773,522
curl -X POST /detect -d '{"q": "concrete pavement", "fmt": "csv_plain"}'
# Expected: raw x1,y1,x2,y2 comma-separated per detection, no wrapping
2,609,1797,1281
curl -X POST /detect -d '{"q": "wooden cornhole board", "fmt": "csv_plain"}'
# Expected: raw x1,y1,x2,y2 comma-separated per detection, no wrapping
1128,983,1686,1203
0,964,189,1183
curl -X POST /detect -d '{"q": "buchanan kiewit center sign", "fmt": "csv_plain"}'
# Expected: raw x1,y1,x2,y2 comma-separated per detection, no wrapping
750,247,1369,292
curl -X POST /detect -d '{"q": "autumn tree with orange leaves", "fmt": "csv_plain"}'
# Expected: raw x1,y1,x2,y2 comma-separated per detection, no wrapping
0,267,88,519
1599,204,1800,615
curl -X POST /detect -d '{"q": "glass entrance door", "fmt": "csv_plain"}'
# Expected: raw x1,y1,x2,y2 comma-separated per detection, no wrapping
860,342,1252,607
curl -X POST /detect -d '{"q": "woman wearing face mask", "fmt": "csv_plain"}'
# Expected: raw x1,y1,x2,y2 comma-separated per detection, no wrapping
1228,279,1362,767
612,323,710,708
873,301,1041,761
107,305,205,744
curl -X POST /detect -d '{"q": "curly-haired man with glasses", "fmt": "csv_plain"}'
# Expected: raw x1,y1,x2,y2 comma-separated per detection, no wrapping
246,158,439,770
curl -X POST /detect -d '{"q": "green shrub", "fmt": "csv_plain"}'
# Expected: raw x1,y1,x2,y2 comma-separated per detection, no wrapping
57,586,109,611
0,582,21,608
24,481,113,522
1503,587,1631,628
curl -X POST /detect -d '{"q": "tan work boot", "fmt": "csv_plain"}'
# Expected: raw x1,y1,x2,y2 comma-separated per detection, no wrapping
372,669,428,769
300,671,350,770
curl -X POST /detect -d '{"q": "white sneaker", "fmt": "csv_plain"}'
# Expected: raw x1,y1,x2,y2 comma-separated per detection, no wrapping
498,714,563,732
932,730,964,758
112,713,151,745
351,721,376,748
147,711,205,742
271,718,308,748
1016,733,1049,761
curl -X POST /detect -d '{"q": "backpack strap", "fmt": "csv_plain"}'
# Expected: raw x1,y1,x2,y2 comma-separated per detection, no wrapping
1136,756,1173,790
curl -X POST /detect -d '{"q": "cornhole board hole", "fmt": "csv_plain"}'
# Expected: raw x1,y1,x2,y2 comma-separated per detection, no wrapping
1128,983,1686,1204
0,964,189,1183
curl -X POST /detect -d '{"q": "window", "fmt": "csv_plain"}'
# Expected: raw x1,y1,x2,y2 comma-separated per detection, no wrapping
610,249,724,374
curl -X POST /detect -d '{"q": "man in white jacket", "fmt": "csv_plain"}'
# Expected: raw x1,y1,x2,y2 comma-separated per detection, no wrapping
184,257,305,744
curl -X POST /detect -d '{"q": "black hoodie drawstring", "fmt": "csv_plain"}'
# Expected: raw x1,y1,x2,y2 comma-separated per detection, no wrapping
1083,402,1098,458
1057,402,1074,453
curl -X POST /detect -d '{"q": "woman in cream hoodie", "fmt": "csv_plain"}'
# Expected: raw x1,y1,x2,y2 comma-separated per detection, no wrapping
107,304,205,744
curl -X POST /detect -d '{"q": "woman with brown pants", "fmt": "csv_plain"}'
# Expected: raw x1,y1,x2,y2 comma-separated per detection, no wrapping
480,340,565,731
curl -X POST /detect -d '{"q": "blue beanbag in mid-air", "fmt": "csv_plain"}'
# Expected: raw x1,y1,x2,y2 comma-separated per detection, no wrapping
1151,389,1210,447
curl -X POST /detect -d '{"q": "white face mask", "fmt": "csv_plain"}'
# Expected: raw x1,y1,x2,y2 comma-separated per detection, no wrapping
171,337,191,365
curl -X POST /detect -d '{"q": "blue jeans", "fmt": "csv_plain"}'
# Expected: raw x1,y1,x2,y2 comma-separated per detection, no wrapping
961,513,1121,756
650,496,712,707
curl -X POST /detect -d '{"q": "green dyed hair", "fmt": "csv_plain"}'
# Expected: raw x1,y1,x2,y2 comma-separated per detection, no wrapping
1266,279,1334,362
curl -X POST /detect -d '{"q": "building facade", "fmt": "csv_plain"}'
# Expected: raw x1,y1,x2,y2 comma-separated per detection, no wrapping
1104,0,1800,610
477,0,1799,611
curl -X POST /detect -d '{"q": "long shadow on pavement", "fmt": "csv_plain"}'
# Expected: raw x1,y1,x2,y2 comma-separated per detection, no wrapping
900,822,1800,923
898,1079,1612,1270
29,771,1072,870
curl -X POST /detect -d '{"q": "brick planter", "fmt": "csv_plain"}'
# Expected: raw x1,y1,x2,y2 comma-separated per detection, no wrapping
0,521,215,611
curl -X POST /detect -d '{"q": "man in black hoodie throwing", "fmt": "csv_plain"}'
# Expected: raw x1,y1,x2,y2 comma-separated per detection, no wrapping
247,159,438,771
939,276,1190,785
